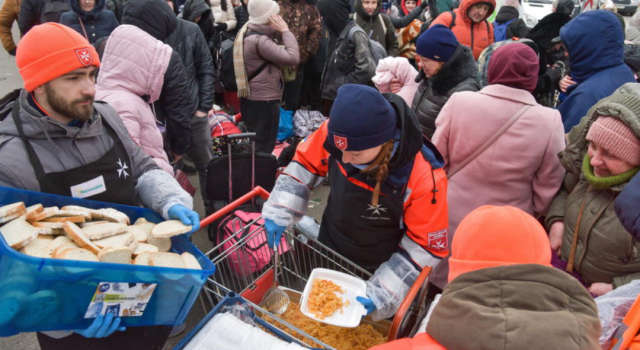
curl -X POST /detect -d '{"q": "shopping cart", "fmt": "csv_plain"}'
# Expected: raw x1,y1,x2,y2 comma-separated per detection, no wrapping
197,186,433,349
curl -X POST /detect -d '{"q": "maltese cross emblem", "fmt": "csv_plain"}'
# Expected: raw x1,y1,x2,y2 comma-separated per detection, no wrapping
116,159,129,179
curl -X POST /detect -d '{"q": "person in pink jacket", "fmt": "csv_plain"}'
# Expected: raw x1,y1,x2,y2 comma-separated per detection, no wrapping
429,43,566,290
96,24,175,175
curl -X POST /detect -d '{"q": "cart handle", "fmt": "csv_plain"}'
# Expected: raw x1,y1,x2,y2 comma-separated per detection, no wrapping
200,186,271,228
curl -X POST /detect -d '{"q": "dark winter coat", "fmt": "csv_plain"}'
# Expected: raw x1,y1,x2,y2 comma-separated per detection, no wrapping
122,0,215,114
18,0,69,34
493,6,528,39
353,0,398,56
160,51,193,155
276,0,322,66
412,44,480,138
105,0,125,22
59,0,119,44
182,0,215,47
558,10,635,133
233,2,248,35
616,172,640,241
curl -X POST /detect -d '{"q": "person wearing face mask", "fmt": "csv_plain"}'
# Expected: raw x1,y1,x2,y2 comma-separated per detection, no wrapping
546,83,640,297
261,84,449,321
430,0,495,59
59,0,119,44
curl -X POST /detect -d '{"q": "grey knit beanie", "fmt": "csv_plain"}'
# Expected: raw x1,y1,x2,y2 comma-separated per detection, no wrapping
248,0,280,25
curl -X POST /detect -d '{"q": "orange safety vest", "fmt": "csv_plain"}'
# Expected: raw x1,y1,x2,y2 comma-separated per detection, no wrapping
611,293,640,350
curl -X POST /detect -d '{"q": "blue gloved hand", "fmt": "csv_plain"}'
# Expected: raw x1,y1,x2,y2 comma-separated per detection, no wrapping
356,296,377,316
264,218,286,248
168,204,200,237
75,313,126,338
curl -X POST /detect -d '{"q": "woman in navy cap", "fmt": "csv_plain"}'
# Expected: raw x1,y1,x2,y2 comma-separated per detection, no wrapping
261,83,449,321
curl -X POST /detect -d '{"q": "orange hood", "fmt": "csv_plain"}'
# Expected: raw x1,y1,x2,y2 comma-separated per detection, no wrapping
459,0,495,23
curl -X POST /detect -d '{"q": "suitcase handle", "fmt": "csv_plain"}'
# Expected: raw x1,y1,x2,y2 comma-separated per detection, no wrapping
200,186,270,228
226,132,257,141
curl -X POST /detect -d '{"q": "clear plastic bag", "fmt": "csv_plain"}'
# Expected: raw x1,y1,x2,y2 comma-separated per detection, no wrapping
596,280,640,349
262,175,310,228
136,169,193,219
366,253,419,321
221,303,256,327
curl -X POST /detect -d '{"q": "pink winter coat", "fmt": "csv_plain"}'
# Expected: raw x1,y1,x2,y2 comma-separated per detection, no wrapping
96,25,174,175
430,84,565,288
372,57,419,106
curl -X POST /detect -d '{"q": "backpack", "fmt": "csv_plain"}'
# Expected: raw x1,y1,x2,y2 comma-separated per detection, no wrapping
492,18,517,42
347,25,387,65
218,31,270,92
40,0,70,24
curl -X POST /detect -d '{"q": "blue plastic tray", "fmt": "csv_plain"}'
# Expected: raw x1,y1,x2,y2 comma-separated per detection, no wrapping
0,186,216,337
174,293,317,350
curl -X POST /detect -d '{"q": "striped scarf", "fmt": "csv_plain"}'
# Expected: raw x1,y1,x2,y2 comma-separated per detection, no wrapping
234,23,251,98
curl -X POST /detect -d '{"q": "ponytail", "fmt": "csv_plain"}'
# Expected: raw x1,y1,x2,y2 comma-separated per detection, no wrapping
362,140,395,207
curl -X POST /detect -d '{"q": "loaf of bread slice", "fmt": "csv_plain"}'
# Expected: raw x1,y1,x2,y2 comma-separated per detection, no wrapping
50,210,92,221
134,217,148,225
20,235,55,257
181,252,201,270
32,222,65,229
44,236,73,258
93,232,135,250
58,248,99,262
146,236,171,253
96,208,130,225
0,218,38,249
149,252,186,269
78,221,110,228
51,242,80,259
81,223,127,240
63,222,102,254
60,205,100,220
97,247,132,264
133,242,158,256
133,252,153,266
150,220,191,239
0,202,26,224
124,225,148,242
43,216,86,223
33,227,64,236
26,207,59,223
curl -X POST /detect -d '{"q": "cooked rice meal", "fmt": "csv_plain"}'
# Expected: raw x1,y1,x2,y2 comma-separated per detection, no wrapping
307,279,348,319
263,302,386,350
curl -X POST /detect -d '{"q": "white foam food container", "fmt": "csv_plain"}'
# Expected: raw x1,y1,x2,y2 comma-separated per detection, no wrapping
299,268,367,328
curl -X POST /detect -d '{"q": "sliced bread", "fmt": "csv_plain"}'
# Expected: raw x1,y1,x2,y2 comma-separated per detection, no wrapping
97,247,132,264
62,222,101,254
33,227,64,236
81,223,127,240
133,252,153,266
0,211,26,225
136,222,155,236
150,220,191,239
149,252,186,269
60,205,100,220
96,208,130,225
58,248,99,262
78,221,110,228
125,225,148,242
134,217,149,225
44,236,73,258
20,235,55,257
133,242,158,256
181,252,201,270
32,222,64,229
146,236,171,253
50,210,92,221
93,232,135,250
26,207,59,223
0,218,38,249
43,216,86,223
51,242,80,259
0,202,26,223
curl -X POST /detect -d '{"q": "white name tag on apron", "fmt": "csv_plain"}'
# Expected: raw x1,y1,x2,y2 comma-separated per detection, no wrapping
70,176,107,199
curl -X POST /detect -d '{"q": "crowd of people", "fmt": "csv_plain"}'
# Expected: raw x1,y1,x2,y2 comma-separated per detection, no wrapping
1,0,640,348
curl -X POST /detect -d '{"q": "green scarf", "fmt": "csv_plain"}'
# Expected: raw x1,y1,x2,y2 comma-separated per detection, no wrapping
582,154,640,189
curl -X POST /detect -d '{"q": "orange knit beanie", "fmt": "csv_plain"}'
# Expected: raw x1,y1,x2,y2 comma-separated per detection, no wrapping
16,23,100,92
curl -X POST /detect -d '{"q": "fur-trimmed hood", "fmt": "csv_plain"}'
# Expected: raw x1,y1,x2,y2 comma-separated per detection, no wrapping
426,44,479,95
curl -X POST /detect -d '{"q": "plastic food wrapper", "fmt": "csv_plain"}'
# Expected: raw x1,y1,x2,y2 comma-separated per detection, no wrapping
136,169,194,219
262,175,310,228
596,280,640,349
220,303,256,327
366,253,419,321
294,215,320,240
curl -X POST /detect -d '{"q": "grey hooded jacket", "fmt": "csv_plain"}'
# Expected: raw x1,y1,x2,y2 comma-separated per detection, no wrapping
0,90,192,219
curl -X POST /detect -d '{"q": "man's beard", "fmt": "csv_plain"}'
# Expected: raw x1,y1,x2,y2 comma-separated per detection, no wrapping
45,85,95,122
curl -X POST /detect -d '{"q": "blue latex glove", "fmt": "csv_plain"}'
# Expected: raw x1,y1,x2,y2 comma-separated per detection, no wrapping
168,204,200,237
264,218,286,248
356,296,377,316
75,313,126,338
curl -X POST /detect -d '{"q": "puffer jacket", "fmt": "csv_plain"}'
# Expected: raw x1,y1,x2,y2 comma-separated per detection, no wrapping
492,5,528,39
411,44,480,138
243,24,300,101
210,0,236,31
233,1,248,35
0,0,20,53
320,21,377,101
616,173,640,241
353,0,398,56
122,0,215,115
96,25,174,175
59,0,119,44
557,10,635,133
18,0,69,34
276,0,322,66
546,83,640,289
182,0,215,46
430,0,495,59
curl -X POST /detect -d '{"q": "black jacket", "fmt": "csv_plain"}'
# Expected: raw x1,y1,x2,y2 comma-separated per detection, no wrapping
123,0,215,114
182,0,216,47
234,3,249,35
18,0,69,34
411,44,480,138
59,0,119,44
160,51,193,155
353,0,398,56
493,6,529,39
105,0,125,22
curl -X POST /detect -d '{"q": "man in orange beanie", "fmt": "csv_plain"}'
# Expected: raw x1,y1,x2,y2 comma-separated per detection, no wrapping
0,23,199,349
371,205,602,350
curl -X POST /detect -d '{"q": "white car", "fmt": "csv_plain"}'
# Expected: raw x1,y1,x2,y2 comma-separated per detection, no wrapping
521,0,554,28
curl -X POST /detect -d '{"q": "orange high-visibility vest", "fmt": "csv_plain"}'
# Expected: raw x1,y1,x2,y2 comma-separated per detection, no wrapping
611,294,640,350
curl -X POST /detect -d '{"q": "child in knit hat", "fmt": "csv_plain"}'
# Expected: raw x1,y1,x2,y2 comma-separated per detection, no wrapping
546,83,640,297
